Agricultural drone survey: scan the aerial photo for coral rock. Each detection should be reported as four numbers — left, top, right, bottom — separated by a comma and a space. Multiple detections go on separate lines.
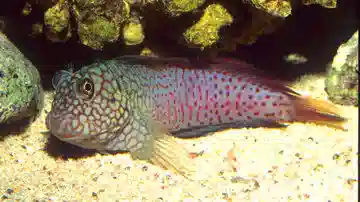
163, 0, 206, 16
122, 17, 145, 46
183, 4, 233, 49
44, 0, 71, 42
73, 0, 129, 50
325, 30, 358, 106
303, 0, 336, 8
243, 0, 292, 18
0, 32, 43, 124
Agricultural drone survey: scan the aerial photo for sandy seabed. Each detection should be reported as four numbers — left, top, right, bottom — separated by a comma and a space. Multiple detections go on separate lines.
0, 75, 358, 202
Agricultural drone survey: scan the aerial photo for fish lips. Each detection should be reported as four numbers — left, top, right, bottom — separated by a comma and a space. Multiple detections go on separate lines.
46, 112, 84, 141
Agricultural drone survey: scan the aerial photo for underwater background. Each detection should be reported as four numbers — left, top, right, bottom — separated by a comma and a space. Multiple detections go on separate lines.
0, 0, 358, 201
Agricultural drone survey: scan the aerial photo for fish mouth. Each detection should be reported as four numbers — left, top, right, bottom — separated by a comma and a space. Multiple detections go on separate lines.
45, 112, 85, 141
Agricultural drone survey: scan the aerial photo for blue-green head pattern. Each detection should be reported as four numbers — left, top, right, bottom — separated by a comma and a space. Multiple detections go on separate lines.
46, 62, 131, 150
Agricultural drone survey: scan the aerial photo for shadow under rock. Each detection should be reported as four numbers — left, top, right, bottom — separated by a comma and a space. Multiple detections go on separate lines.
0, 117, 33, 140
248, 0, 358, 81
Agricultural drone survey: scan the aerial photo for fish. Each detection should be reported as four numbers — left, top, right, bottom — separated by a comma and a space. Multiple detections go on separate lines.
45, 55, 347, 178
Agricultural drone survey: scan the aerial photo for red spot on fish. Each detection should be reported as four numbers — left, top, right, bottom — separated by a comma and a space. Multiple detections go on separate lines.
272, 102, 278, 107
221, 77, 226, 82
197, 86, 202, 100
235, 101, 240, 110
237, 93, 241, 99
265, 95, 271, 99
196, 107, 201, 122
229, 78, 232, 82
237, 112, 243, 116
188, 105, 193, 121
213, 74, 218, 80
225, 85, 230, 90
215, 110, 219, 115
247, 105, 254, 110
254, 112, 260, 116
237, 77, 242, 82
225, 110, 230, 116
214, 102, 218, 108
229, 117, 234, 121
254, 101, 258, 105
261, 102, 266, 107
241, 84, 247, 90
247, 116, 252, 120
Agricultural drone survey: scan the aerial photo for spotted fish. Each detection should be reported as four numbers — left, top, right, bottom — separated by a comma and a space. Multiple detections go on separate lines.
46, 55, 346, 177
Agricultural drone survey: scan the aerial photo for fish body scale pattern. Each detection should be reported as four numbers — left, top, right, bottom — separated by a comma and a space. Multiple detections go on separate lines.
48, 59, 296, 153
152, 65, 295, 131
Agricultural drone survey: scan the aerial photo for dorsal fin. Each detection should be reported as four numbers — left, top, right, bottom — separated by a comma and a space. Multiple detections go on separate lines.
52, 69, 73, 89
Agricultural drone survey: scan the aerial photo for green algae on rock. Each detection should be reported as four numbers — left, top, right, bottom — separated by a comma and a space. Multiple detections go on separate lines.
183, 4, 233, 49
77, 16, 120, 49
122, 16, 145, 46
244, 0, 292, 18
325, 31, 358, 106
0, 32, 43, 124
163, 0, 206, 16
73, 0, 129, 50
44, 0, 71, 42
303, 0, 336, 8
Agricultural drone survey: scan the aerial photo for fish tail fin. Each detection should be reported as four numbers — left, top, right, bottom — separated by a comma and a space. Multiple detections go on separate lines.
291, 95, 348, 130
130, 123, 197, 180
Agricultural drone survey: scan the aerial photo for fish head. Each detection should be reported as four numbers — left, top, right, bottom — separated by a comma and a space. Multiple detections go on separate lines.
46, 63, 123, 148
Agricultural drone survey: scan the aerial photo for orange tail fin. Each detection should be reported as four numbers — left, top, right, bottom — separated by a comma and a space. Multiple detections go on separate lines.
290, 95, 348, 130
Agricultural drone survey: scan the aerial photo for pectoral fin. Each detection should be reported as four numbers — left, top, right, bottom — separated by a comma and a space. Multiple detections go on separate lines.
130, 122, 197, 179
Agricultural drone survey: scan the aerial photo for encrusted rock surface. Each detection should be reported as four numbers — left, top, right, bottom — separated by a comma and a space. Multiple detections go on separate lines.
0, 32, 43, 124
325, 30, 358, 106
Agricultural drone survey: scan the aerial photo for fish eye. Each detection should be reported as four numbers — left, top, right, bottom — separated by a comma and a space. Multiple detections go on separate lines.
77, 78, 94, 99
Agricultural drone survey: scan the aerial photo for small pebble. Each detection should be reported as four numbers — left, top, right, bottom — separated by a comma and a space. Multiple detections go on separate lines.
6, 188, 14, 194
142, 165, 148, 171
